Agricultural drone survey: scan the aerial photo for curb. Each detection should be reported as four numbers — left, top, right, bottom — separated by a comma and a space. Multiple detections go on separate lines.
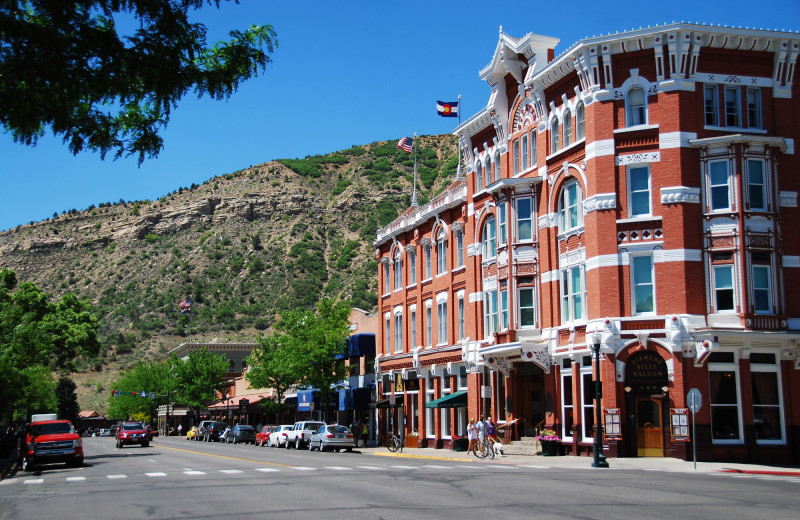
718, 469, 800, 477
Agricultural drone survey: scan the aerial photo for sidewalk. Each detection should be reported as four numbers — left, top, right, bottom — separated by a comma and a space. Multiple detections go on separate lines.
361, 445, 800, 476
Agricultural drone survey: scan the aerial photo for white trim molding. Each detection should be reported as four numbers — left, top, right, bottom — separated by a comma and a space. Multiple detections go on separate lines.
616, 152, 660, 166
661, 186, 701, 204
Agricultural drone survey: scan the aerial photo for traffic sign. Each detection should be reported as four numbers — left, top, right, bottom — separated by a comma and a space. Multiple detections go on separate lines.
687, 388, 702, 413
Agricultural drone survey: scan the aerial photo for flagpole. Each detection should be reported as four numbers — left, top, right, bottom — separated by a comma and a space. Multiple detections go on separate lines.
411, 132, 419, 207
455, 94, 464, 181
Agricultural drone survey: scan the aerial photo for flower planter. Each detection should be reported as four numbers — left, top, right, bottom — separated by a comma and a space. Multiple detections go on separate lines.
541, 440, 560, 456
405, 435, 418, 448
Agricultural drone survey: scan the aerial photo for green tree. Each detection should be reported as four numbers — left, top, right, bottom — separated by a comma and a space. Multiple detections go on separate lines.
0, 1, 278, 163
0, 268, 101, 422
169, 347, 228, 409
107, 360, 171, 423
56, 376, 80, 424
246, 333, 300, 420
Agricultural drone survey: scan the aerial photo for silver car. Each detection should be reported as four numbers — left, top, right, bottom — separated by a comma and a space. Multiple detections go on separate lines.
308, 424, 355, 452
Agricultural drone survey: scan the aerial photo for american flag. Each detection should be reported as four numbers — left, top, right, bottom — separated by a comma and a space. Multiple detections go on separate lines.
396, 136, 414, 153
179, 299, 191, 314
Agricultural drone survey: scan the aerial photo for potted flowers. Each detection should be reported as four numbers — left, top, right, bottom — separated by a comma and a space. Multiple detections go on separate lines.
535, 428, 561, 456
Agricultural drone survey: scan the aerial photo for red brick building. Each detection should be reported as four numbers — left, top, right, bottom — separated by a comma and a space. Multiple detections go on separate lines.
374, 23, 800, 463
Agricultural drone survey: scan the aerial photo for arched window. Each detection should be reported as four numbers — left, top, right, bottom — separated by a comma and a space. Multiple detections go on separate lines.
493, 152, 501, 182
626, 86, 647, 126
482, 215, 496, 260
484, 157, 492, 188
559, 180, 583, 233
551, 117, 560, 153
436, 228, 447, 275
475, 161, 483, 192
513, 139, 520, 176
393, 247, 403, 289
521, 134, 529, 171
563, 110, 573, 147
576, 102, 585, 140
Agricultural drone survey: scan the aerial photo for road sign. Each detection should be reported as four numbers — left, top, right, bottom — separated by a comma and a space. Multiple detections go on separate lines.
687, 388, 702, 412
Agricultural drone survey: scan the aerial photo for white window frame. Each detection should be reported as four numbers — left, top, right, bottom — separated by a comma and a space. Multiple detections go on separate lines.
384, 313, 391, 355
393, 308, 403, 353
559, 181, 583, 234
752, 264, 772, 314
561, 368, 574, 442
704, 84, 719, 126
455, 229, 464, 268
425, 374, 435, 437
627, 165, 651, 218
383, 262, 390, 295
475, 160, 484, 192
424, 243, 432, 280
497, 203, 507, 247
712, 264, 736, 313
576, 102, 585, 140
436, 228, 447, 276
484, 157, 492, 188
425, 301, 432, 348
513, 139, 520, 176
393, 249, 403, 292
724, 86, 740, 128
580, 365, 595, 442
499, 289, 508, 331
408, 249, 417, 285
521, 134, 529, 172
709, 352, 743, 444
747, 88, 762, 129
482, 215, 497, 260
708, 160, 732, 212
750, 354, 785, 444
516, 197, 533, 242
563, 109, 573, 147
631, 254, 655, 315
626, 86, 647, 126
410, 305, 417, 349
457, 292, 465, 341
561, 265, 585, 324
483, 290, 498, 339
746, 159, 766, 212
530, 131, 537, 166
436, 293, 448, 346
551, 117, 560, 153
518, 286, 536, 328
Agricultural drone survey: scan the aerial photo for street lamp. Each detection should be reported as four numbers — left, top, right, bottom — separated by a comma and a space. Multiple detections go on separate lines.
591, 331, 609, 468
226, 393, 231, 426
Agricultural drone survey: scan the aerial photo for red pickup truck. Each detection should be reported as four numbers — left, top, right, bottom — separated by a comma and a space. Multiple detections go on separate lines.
22, 419, 84, 471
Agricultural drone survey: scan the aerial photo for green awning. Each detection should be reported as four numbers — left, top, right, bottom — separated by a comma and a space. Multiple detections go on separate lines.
425, 390, 468, 409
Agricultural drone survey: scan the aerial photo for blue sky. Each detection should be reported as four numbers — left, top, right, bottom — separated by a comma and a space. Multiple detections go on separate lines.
1, 0, 798, 231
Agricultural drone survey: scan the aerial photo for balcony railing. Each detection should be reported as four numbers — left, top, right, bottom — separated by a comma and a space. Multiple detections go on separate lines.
375, 183, 468, 244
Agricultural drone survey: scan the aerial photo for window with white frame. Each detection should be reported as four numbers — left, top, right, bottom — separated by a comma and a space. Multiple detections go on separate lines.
383, 262, 390, 294
513, 139, 520, 176
580, 359, 594, 441
521, 134, 529, 171
563, 109, 573, 147
559, 180, 583, 233
708, 160, 731, 212
483, 290, 498, 339
626, 86, 647, 126
384, 313, 391, 355
493, 152, 501, 183
561, 359, 574, 441
518, 286, 536, 327
724, 86, 740, 128
455, 229, 464, 268
394, 310, 403, 353
475, 160, 484, 192
708, 351, 741, 442
712, 260, 736, 313
750, 353, 784, 442
551, 117, 560, 153
424, 243, 432, 280
410, 306, 417, 348
747, 159, 766, 211
628, 165, 651, 217
746, 88, 762, 129
561, 265, 585, 323
704, 84, 719, 126
425, 375, 435, 437
408, 249, 417, 285
576, 102, 585, 140
457, 293, 465, 341
425, 302, 432, 348
517, 197, 533, 241
752, 259, 772, 314
530, 130, 537, 165
499, 287, 508, 331
436, 296, 448, 345
484, 157, 492, 188
482, 215, 496, 260
436, 228, 447, 275
393, 248, 403, 290
497, 203, 507, 247
440, 381, 452, 437
631, 254, 655, 314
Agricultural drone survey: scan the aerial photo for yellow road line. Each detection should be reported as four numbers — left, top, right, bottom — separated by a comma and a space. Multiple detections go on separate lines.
372, 451, 468, 462
158, 444, 293, 468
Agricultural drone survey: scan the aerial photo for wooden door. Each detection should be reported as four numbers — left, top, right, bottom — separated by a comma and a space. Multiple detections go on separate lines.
635, 398, 663, 457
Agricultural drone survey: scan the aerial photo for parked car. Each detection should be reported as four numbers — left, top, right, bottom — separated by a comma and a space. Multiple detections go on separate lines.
224, 424, 256, 444
21, 419, 84, 471
186, 426, 197, 440
267, 425, 294, 448
285, 421, 325, 450
308, 424, 355, 452
255, 426, 275, 446
116, 421, 150, 448
196, 421, 228, 442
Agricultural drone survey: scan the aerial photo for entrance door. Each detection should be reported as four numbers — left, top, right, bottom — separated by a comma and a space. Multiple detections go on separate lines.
635, 398, 663, 457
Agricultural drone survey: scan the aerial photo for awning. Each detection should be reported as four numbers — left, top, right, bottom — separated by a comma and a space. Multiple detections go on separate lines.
425, 390, 468, 409
370, 398, 404, 409
297, 389, 319, 411
336, 333, 377, 359
338, 387, 371, 411
207, 394, 269, 410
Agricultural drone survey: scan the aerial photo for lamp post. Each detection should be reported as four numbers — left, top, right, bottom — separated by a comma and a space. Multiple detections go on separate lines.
591, 331, 609, 468
226, 393, 231, 426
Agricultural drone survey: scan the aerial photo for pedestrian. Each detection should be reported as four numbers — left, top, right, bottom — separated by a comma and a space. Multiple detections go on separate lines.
362, 422, 368, 446
475, 415, 486, 441
350, 419, 360, 447
467, 418, 478, 453
486, 417, 498, 444
177, 424, 182, 436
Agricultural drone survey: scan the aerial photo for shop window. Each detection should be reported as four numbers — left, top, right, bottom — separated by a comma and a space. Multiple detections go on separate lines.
581, 371, 595, 442
708, 352, 741, 443
626, 86, 647, 126
561, 371, 574, 442
750, 353, 783, 442
425, 376, 435, 437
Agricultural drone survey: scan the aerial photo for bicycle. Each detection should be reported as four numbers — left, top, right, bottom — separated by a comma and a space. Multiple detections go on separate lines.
385, 432, 403, 453
471, 436, 495, 460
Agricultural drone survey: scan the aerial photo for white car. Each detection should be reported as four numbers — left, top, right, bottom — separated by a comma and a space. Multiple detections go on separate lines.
267, 425, 294, 447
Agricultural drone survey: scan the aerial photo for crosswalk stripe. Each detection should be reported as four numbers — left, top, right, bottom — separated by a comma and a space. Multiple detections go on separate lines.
291, 467, 315, 471
324, 466, 352, 471
255, 468, 281, 473
66, 476, 86, 482
183, 470, 205, 476
24, 479, 43, 485
220, 469, 243, 474
146, 472, 167, 477
107, 474, 127, 479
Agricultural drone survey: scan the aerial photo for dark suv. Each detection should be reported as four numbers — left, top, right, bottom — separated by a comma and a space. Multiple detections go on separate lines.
116, 421, 150, 448
198, 421, 228, 442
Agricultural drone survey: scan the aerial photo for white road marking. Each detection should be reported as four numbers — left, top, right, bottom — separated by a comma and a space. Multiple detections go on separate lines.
220, 469, 243, 474
24, 479, 43, 485
324, 466, 352, 471
357, 465, 385, 470
183, 470, 206, 476
291, 466, 316, 471
255, 468, 281, 473
390, 465, 416, 470
66, 476, 86, 482
146, 472, 167, 477
423, 465, 453, 469
107, 474, 127, 479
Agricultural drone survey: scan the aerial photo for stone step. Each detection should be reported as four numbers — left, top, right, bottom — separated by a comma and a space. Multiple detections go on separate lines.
501, 444, 540, 456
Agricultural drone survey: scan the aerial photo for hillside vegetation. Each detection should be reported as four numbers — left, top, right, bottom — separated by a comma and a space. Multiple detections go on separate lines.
0, 134, 458, 412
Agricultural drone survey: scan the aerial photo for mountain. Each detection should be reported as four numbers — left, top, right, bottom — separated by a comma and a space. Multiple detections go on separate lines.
0, 134, 459, 412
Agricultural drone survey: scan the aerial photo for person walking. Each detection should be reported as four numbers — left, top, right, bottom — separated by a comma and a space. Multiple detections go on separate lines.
350, 419, 360, 447
467, 418, 478, 453
177, 424, 182, 437
475, 416, 486, 441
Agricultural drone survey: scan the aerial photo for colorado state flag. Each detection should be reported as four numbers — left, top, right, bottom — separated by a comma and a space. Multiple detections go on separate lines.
436, 100, 459, 117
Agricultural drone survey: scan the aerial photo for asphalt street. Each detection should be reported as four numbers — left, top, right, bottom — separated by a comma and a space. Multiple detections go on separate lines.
1, 436, 798, 520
